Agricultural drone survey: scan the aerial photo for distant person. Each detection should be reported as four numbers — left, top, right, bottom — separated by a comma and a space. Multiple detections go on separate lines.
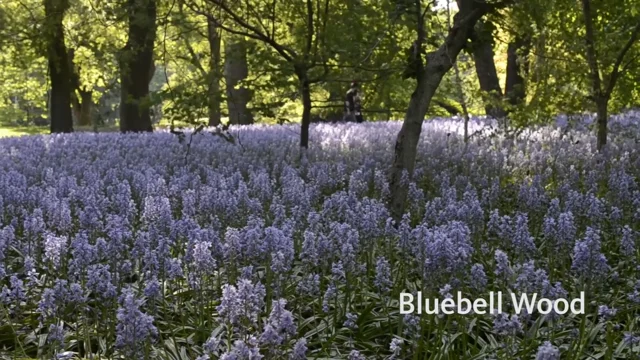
344, 81, 364, 123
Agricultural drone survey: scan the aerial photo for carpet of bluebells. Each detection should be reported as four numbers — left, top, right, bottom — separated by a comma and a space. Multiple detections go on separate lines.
1, 112, 640, 359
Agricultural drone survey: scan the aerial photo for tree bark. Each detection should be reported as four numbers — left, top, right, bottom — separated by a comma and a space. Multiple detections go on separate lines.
207, 18, 222, 126
596, 98, 608, 149
44, 0, 73, 133
470, 21, 506, 118
67, 50, 93, 128
224, 38, 253, 125
389, 0, 497, 222
505, 36, 529, 106
118, 0, 157, 132
78, 90, 92, 126
296, 68, 312, 148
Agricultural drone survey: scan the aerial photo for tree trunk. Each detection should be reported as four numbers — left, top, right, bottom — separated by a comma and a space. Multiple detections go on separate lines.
505, 36, 529, 106
79, 89, 92, 126
44, 0, 73, 133
297, 70, 311, 148
389, 0, 492, 222
471, 22, 505, 118
596, 98, 608, 150
207, 18, 222, 127
118, 0, 157, 132
224, 38, 253, 125
71, 94, 81, 125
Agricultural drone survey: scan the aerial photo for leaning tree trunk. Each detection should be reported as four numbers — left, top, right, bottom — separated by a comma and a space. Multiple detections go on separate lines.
119, 0, 157, 132
224, 38, 253, 125
44, 0, 73, 133
471, 21, 506, 118
207, 18, 222, 127
505, 36, 530, 106
389, 0, 493, 222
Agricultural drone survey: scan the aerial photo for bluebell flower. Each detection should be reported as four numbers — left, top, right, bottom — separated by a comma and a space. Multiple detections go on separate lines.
296, 273, 320, 297
470, 263, 488, 291
493, 312, 522, 336
331, 261, 346, 282
512, 213, 536, 257
415, 221, 474, 287
348, 350, 367, 360
300, 231, 319, 267
47, 323, 66, 349
403, 314, 421, 338
556, 212, 576, 252
344, 312, 358, 330
192, 241, 217, 274
166, 257, 184, 280
260, 324, 282, 346
374, 257, 392, 294
439, 284, 453, 299
38, 279, 84, 321
221, 338, 263, 360
203, 333, 221, 354
240, 266, 254, 280
535, 341, 560, 360
266, 299, 297, 338
494, 250, 514, 281
44, 233, 67, 269
623, 332, 640, 346
389, 337, 403, 357
322, 284, 337, 313
572, 228, 610, 282
144, 276, 162, 300
217, 279, 266, 329
290, 338, 307, 359
115, 287, 158, 359
86, 264, 117, 300
620, 226, 636, 257
597, 305, 617, 321
8, 275, 26, 303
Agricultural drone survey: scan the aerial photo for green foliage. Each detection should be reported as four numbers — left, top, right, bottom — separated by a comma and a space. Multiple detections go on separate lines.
0, 0, 639, 134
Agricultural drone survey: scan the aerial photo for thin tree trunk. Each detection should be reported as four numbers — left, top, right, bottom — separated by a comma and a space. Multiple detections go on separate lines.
44, 0, 73, 133
596, 98, 608, 149
224, 38, 253, 125
453, 62, 471, 142
580, 0, 640, 151
505, 36, 529, 106
389, 0, 495, 222
119, 0, 157, 132
471, 21, 505, 118
297, 70, 312, 148
207, 18, 222, 127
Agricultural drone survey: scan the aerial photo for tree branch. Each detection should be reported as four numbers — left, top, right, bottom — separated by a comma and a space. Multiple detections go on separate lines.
604, 20, 640, 98
202, 0, 297, 62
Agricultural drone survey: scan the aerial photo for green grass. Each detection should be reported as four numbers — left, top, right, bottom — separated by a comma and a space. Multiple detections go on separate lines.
0, 125, 122, 138
0, 126, 48, 137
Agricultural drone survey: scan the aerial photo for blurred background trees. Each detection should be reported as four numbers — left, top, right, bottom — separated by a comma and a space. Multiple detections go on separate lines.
0, 0, 637, 138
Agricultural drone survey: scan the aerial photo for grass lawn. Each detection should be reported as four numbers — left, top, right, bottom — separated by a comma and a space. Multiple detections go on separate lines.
0, 125, 122, 138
